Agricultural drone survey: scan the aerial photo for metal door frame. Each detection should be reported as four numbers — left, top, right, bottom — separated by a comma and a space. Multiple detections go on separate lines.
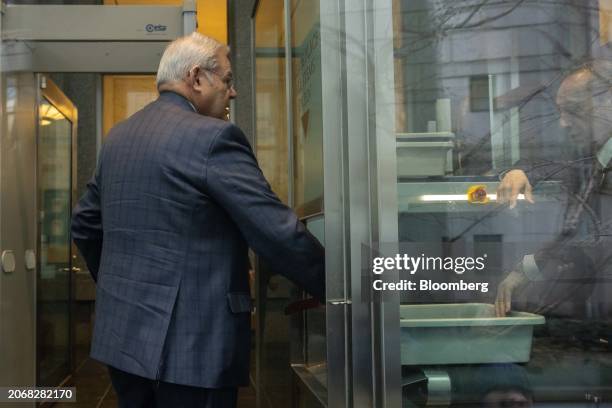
328, 0, 400, 406
287, 0, 401, 406
318, 0, 353, 405
1, 1, 196, 73
253, 0, 401, 405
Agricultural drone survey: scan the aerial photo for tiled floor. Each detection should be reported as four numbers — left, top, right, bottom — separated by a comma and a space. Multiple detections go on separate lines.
54, 358, 257, 408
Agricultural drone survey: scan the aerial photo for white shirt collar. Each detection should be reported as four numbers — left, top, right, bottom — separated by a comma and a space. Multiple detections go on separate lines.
187, 101, 198, 113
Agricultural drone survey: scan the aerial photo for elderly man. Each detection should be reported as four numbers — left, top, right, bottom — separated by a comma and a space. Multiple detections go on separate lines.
71, 33, 325, 407
495, 60, 612, 318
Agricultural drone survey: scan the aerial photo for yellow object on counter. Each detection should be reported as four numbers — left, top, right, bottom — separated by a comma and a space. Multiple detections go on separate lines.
467, 185, 489, 204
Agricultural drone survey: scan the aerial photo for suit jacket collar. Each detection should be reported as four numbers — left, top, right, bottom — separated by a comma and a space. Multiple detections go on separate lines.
159, 91, 198, 113
597, 137, 612, 168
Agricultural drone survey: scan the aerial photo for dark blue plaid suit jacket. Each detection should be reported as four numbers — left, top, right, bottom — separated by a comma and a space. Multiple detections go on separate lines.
71, 91, 325, 388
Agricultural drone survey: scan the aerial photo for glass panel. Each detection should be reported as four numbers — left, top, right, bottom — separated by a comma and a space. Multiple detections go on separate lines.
38, 98, 72, 386
389, 0, 612, 405
255, 0, 289, 204
103, 75, 157, 137
292, 0, 323, 218
291, 0, 326, 381
254, 2, 295, 407
255, 1, 327, 406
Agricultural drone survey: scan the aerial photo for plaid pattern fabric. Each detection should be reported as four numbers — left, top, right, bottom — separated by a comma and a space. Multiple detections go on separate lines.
71, 91, 325, 388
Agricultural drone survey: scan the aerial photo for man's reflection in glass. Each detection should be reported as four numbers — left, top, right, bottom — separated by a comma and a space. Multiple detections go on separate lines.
495, 60, 612, 320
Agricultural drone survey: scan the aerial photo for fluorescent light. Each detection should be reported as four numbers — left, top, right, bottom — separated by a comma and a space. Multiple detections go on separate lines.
419, 193, 525, 202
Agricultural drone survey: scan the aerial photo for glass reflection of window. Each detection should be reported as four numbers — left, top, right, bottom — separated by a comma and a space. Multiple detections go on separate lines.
6, 85, 16, 112
37, 96, 72, 387
291, 0, 323, 217
6, 82, 17, 135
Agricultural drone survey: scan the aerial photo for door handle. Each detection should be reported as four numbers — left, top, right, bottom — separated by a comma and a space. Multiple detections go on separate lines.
60, 267, 81, 273
328, 298, 351, 306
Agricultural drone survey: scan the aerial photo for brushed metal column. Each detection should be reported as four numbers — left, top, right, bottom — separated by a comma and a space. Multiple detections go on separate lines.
0, 70, 37, 407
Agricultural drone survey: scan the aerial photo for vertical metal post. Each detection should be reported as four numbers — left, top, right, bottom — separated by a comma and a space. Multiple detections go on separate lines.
249, 5, 257, 148
0, 1, 4, 390
341, 0, 400, 405
321, 0, 350, 406
0, 0, 4, 261
250, 4, 263, 408
182, 0, 197, 35
284, 0, 294, 208
96, 74, 103, 158
488, 74, 502, 170
370, 0, 400, 405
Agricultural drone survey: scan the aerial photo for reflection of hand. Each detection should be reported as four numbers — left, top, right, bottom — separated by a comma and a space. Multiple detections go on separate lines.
497, 170, 534, 209
495, 270, 529, 317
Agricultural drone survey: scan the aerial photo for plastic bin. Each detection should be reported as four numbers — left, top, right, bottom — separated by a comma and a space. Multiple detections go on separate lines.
400, 303, 544, 365
397, 141, 454, 177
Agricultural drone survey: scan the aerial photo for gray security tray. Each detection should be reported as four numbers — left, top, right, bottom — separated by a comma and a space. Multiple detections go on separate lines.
400, 303, 545, 365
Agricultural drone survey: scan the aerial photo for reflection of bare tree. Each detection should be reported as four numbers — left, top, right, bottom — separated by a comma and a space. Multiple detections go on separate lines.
320, 1, 608, 149
397, 0, 600, 41
319, 0, 606, 139
396, 0, 540, 56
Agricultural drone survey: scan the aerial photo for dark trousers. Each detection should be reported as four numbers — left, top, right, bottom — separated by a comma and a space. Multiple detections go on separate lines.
108, 366, 238, 408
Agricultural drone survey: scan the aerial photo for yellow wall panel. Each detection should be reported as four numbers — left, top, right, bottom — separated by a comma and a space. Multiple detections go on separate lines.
254, 0, 284, 48
103, 75, 158, 136
196, 0, 227, 45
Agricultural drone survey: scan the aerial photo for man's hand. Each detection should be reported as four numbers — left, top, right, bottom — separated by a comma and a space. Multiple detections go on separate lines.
495, 270, 529, 317
497, 170, 534, 209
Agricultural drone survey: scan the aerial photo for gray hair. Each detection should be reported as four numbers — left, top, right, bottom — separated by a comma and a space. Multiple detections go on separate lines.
156, 32, 227, 88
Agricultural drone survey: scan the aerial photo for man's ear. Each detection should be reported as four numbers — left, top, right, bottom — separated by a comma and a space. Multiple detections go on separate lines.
187, 66, 202, 88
